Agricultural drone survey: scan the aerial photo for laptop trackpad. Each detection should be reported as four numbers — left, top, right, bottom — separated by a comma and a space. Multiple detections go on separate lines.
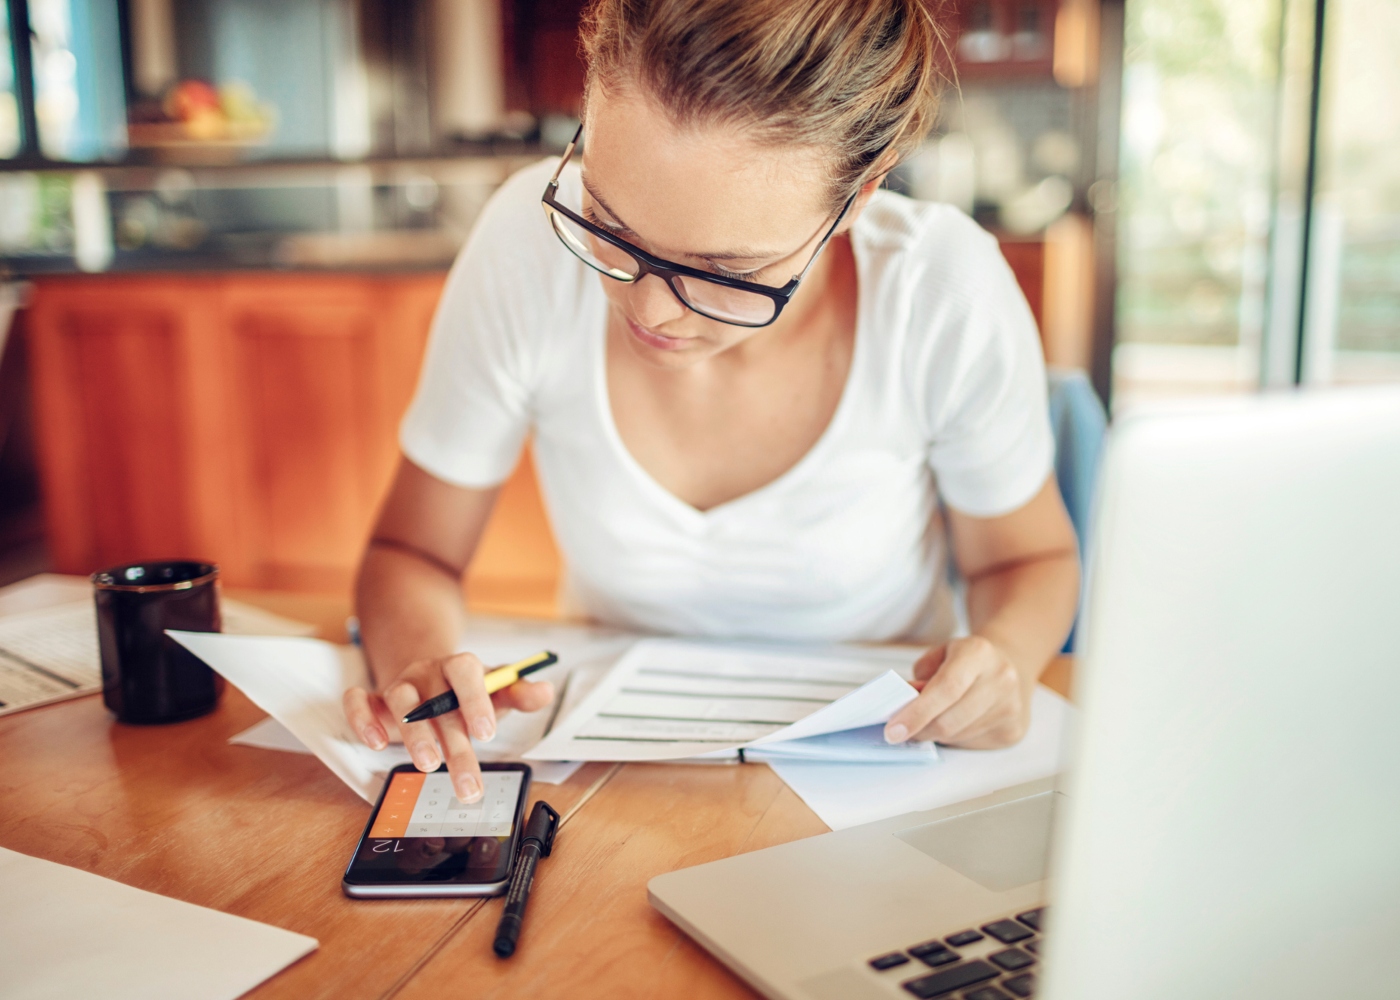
895, 791, 1060, 892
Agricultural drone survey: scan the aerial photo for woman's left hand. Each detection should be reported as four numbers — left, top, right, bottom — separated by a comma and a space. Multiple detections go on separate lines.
883, 635, 1033, 750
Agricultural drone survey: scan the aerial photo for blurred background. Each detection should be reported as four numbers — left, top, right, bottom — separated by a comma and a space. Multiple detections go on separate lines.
0, 0, 1396, 608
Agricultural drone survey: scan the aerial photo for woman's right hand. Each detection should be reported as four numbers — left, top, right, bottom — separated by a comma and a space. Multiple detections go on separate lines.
342, 652, 555, 804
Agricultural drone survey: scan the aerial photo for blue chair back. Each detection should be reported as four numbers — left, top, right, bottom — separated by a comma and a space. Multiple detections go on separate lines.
1047, 368, 1108, 651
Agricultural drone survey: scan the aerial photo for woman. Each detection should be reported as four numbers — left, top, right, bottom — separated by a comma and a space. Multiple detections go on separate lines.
344, 0, 1080, 806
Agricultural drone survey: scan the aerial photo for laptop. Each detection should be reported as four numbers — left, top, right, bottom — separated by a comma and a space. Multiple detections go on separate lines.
649, 386, 1400, 1000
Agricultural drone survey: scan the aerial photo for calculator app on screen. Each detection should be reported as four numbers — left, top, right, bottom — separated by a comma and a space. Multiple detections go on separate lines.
369, 769, 523, 839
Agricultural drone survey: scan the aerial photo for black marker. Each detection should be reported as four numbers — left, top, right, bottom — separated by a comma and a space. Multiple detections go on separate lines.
494, 800, 560, 958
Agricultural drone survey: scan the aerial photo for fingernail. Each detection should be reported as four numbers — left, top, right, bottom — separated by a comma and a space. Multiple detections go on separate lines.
885, 723, 908, 745
472, 715, 496, 742
412, 742, 439, 770
363, 727, 386, 751
455, 774, 482, 803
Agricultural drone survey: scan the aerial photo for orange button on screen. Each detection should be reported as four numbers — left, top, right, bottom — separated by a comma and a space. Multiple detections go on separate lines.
369, 771, 425, 838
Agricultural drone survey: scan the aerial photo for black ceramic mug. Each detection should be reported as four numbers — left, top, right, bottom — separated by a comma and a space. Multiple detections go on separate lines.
91, 561, 224, 724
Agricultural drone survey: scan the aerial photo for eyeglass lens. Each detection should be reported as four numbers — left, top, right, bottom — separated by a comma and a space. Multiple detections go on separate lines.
549, 210, 638, 280
548, 209, 780, 326
670, 273, 779, 325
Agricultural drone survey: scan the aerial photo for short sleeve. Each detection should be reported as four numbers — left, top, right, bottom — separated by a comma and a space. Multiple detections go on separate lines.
909, 214, 1055, 517
399, 159, 562, 488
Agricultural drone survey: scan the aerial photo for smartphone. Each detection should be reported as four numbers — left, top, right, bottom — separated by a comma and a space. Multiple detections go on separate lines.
342, 762, 532, 898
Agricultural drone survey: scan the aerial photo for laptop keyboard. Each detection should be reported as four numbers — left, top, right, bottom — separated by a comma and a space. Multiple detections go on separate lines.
866, 907, 1045, 998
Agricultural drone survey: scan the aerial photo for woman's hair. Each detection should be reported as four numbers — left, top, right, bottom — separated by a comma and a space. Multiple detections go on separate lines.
579, 0, 949, 209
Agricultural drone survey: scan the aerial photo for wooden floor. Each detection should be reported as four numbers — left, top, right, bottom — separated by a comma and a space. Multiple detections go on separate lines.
0, 588, 1072, 1000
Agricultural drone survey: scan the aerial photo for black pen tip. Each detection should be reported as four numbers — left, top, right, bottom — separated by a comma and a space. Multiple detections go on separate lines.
493, 938, 515, 958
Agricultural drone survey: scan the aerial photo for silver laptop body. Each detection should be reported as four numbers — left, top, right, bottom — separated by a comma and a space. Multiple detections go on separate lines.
649, 386, 1400, 1000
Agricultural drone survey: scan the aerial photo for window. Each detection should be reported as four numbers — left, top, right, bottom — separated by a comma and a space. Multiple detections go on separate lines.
1114, 0, 1400, 407
1304, 0, 1400, 385
1113, 0, 1280, 408
0, 2, 21, 157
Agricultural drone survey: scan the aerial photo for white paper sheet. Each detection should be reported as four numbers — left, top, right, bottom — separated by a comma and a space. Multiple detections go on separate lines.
743, 724, 938, 763
765, 686, 1076, 830
170, 633, 386, 800
0, 846, 317, 1000
526, 639, 923, 762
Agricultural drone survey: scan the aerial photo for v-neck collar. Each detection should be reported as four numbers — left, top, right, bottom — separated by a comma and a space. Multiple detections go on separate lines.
592, 233, 870, 529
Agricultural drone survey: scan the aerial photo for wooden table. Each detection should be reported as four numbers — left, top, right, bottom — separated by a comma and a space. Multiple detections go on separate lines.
0, 589, 1073, 1000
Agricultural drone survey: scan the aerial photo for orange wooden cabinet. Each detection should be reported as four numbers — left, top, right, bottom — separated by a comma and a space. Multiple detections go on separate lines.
23, 273, 560, 612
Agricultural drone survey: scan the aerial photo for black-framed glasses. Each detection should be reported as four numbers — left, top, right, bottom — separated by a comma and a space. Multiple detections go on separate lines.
541, 126, 855, 328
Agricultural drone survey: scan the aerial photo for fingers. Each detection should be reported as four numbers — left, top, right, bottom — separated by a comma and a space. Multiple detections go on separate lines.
432, 709, 484, 803
352, 645, 563, 784
343, 687, 389, 750
884, 636, 1030, 748
369, 695, 399, 735
884, 647, 981, 744
913, 645, 949, 682
441, 653, 496, 742
492, 678, 555, 714
935, 683, 1032, 748
382, 680, 443, 772
910, 672, 1005, 743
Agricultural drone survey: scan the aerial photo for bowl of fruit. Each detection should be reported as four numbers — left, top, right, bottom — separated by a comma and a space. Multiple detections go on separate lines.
128, 79, 276, 162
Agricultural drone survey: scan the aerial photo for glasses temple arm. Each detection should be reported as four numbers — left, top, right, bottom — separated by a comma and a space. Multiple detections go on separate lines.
793, 192, 858, 282
548, 124, 585, 187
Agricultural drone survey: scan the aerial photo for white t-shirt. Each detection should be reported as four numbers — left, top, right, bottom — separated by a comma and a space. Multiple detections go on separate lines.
401, 158, 1053, 645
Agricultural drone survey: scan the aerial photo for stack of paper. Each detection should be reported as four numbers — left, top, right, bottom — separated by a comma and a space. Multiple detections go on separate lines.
520, 637, 1074, 832
167, 627, 1072, 831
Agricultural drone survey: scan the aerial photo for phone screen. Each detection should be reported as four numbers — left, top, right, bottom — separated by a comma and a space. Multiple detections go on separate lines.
344, 765, 529, 889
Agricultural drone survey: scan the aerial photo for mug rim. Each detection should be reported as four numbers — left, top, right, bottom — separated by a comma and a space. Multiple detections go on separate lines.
91, 561, 220, 594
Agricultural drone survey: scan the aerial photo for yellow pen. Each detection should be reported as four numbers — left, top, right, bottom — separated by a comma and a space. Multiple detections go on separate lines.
400, 651, 558, 724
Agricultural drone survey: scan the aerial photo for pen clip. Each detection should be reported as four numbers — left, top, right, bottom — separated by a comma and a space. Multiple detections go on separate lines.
524, 800, 560, 857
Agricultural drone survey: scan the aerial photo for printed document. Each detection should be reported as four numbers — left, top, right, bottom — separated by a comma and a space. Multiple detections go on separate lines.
526, 638, 931, 763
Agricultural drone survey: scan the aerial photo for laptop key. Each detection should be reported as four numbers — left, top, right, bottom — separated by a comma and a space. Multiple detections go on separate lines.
945, 929, 985, 947
909, 944, 959, 967
982, 919, 1034, 944
988, 948, 1036, 971
962, 989, 1011, 1000
1002, 972, 1037, 997
902, 960, 998, 998
1015, 908, 1044, 932
870, 952, 911, 970
1023, 940, 1040, 955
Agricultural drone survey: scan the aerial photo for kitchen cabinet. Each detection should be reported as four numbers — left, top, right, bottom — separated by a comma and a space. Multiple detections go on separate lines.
24, 273, 560, 612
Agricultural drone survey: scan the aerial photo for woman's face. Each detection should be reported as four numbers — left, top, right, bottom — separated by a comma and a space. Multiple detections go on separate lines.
581, 83, 847, 369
